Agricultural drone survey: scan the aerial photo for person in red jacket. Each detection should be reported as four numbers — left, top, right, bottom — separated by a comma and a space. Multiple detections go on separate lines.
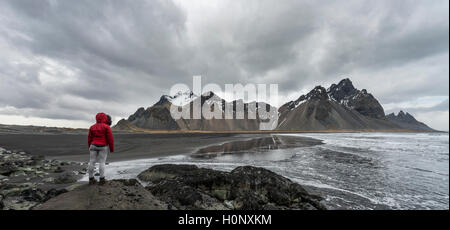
87, 113, 114, 185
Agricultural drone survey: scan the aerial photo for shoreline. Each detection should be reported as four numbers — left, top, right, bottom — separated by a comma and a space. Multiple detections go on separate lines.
0, 133, 325, 163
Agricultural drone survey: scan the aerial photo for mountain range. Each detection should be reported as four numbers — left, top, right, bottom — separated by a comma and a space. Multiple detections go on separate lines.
114, 78, 436, 132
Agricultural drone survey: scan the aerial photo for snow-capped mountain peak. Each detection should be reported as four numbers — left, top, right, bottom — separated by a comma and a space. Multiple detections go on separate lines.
170, 90, 198, 106
159, 90, 198, 107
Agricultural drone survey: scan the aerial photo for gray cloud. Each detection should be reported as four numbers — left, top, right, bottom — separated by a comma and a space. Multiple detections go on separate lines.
0, 0, 448, 127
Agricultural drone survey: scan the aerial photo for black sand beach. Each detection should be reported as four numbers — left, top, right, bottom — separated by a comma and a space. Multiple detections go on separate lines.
0, 133, 323, 163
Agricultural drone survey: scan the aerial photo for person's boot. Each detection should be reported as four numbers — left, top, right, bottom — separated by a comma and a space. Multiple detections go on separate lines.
89, 177, 97, 185
99, 177, 106, 185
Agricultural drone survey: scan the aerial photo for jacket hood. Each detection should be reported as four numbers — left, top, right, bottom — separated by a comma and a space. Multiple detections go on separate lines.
96, 113, 108, 124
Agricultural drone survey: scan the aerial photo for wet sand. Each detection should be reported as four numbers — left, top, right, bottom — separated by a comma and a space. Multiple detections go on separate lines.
0, 133, 322, 163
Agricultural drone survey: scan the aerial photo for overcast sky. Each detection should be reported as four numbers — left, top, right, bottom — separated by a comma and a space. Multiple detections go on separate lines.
0, 0, 448, 131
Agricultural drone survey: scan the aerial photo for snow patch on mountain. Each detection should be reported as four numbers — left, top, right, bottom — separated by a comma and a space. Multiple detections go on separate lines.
163, 90, 198, 106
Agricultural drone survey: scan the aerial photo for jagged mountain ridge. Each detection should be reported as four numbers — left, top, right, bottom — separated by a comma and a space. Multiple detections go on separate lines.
116, 91, 277, 131
156, 90, 198, 107
177, 92, 277, 131
115, 78, 435, 132
386, 111, 435, 132
328, 79, 385, 119
277, 84, 396, 131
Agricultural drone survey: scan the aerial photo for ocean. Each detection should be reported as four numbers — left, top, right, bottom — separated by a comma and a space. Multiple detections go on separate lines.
84, 132, 449, 210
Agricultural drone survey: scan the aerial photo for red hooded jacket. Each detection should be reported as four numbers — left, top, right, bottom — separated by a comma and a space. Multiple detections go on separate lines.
88, 113, 114, 152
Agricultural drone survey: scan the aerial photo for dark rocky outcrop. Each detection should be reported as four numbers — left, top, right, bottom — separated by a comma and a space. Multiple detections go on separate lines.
20, 187, 67, 203
0, 162, 18, 177
34, 164, 327, 210
35, 179, 168, 210
0, 147, 87, 210
53, 173, 78, 184
138, 164, 326, 210
386, 111, 435, 131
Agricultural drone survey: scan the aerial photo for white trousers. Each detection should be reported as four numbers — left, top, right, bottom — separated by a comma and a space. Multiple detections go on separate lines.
88, 145, 109, 178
